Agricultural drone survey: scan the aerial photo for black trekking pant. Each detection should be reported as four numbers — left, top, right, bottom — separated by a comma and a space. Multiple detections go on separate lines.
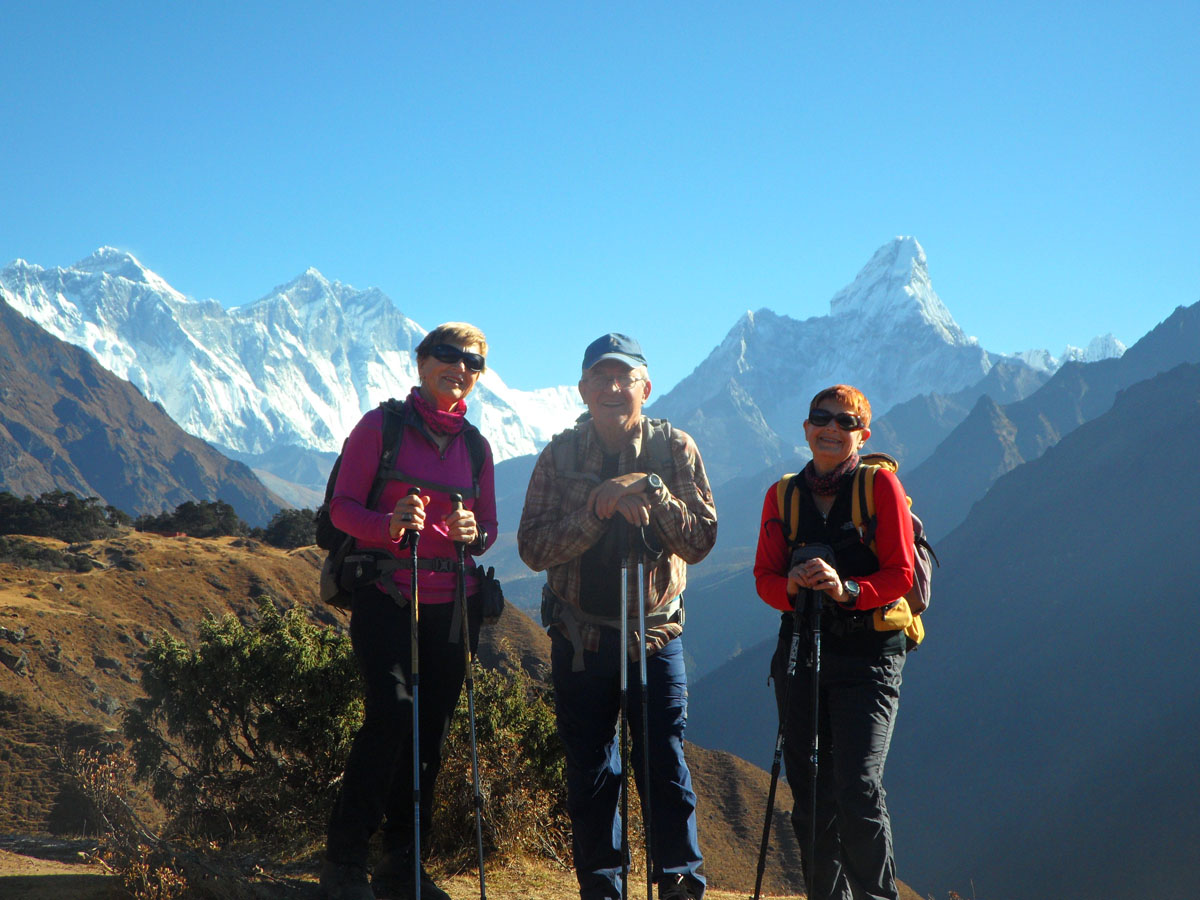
325, 585, 481, 867
772, 637, 904, 900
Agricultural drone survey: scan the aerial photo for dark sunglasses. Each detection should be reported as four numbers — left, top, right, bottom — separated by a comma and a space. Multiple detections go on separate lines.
430, 344, 485, 372
808, 408, 865, 431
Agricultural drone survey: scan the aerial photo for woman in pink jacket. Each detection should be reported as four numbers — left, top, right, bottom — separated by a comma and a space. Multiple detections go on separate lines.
321, 322, 497, 900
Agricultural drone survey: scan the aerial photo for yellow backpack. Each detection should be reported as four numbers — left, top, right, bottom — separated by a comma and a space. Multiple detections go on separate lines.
774, 453, 936, 649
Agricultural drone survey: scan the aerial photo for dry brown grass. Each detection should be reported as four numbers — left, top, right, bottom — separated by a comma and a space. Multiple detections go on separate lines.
0, 532, 925, 899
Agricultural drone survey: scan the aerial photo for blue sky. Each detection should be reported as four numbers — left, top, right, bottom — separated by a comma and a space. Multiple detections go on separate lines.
4, 1, 1198, 393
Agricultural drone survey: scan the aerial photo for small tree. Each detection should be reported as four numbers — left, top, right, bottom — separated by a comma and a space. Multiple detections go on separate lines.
0, 490, 127, 542
124, 599, 361, 849
258, 508, 317, 549
135, 500, 249, 538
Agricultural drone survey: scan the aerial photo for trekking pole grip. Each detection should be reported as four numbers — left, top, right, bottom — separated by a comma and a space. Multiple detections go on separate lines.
404, 486, 421, 543
450, 492, 466, 548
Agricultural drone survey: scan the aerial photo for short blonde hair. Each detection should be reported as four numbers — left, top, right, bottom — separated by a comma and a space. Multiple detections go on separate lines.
415, 322, 488, 370
809, 384, 872, 427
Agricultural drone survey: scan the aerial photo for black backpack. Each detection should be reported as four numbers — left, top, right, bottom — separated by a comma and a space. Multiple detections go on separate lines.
317, 398, 486, 610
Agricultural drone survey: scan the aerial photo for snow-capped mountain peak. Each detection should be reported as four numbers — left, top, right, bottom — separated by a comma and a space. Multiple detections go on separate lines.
828, 236, 965, 344
72, 246, 181, 297
651, 237, 994, 472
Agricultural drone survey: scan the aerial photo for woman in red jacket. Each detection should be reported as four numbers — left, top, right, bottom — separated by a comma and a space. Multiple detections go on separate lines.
754, 384, 913, 900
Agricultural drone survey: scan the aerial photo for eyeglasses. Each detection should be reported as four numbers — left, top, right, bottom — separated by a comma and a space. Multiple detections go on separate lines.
584, 373, 645, 390
808, 408, 865, 431
430, 344, 485, 372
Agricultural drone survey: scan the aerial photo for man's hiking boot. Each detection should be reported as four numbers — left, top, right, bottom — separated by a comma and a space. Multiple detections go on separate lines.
370, 848, 451, 900
319, 860, 375, 900
658, 873, 702, 900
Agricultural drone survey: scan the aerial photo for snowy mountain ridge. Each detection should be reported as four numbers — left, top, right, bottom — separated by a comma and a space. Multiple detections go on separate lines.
0, 250, 583, 468
1010, 333, 1128, 373
2, 239, 1124, 492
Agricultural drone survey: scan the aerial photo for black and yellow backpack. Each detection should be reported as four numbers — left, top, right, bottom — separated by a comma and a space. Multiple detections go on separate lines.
774, 452, 938, 649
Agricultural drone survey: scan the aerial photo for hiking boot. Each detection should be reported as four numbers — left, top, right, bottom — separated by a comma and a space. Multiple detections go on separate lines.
658, 873, 701, 900
370, 850, 451, 900
319, 860, 376, 900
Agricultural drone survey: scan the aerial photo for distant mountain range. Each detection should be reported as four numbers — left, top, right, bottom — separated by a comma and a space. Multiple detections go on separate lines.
0, 296, 282, 524
2, 239, 1122, 500
648, 237, 1123, 484
0, 249, 584, 502
906, 299, 1200, 536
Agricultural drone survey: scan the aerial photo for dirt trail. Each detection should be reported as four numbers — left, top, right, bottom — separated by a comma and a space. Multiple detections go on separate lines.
0, 844, 807, 899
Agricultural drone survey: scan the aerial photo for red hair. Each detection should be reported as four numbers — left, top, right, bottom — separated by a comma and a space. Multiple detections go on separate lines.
809, 384, 872, 427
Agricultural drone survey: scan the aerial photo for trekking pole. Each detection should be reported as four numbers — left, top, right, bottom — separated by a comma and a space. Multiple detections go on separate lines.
451, 493, 488, 900
635, 527, 657, 900
403, 486, 423, 900
807, 585, 822, 896
752, 599, 804, 900
619, 541, 630, 900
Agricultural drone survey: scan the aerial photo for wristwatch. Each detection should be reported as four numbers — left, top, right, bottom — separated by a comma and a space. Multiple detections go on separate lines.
645, 473, 664, 496
841, 579, 861, 607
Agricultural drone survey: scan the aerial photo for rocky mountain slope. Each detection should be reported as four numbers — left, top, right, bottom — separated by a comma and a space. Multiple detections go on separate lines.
0, 297, 282, 524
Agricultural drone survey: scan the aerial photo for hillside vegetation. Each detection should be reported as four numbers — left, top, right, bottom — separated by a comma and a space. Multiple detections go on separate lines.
0, 531, 899, 898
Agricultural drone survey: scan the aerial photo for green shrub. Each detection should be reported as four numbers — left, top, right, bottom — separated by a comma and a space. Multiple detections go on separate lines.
433, 657, 571, 867
254, 508, 317, 549
134, 500, 248, 538
0, 536, 97, 571
123, 599, 361, 849
0, 490, 128, 542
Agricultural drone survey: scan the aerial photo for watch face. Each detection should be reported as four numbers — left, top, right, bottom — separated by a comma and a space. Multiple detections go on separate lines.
648, 473, 663, 489
845, 579, 860, 596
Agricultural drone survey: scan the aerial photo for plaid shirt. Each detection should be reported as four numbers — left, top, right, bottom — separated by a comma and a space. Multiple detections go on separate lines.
517, 417, 717, 654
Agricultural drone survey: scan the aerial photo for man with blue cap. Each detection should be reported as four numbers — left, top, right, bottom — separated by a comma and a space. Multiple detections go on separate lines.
518, 333, 717, 900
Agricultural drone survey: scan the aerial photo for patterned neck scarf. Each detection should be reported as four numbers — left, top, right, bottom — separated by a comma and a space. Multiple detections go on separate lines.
408, 386, 467, 435
803, 453, 860, 496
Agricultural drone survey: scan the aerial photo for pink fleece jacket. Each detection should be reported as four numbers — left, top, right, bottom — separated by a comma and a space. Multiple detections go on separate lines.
330, 405, 497, 604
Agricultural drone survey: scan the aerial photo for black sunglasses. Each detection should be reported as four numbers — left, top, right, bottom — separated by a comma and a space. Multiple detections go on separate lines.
808, 408, 865, 431
430, 344, 485, 372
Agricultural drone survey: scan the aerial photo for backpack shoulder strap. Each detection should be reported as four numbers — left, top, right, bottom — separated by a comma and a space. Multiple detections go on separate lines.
851, 462, 879, 551
641, 417, 676, 477
367, 400, 407, 509
773, 472, 801, 546
551, 425, 602, 484
463, 424, 486, 494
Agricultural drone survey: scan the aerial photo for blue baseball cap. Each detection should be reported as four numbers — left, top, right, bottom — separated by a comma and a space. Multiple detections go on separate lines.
582, 333, 647, 371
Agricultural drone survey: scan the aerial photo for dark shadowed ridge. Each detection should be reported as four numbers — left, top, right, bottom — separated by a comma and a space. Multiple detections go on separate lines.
886, 361, 1200, 900
0, 298, 284, 525
906, 300, 1200, 537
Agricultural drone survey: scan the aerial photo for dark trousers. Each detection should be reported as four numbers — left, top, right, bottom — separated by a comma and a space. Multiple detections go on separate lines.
326, 586, 481, 867
772, 636, 904, 900
550, 629, 705, 900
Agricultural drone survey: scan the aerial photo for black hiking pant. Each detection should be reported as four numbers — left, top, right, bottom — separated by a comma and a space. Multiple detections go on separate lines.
325, 585, 481, 867
772, 635, 904, 900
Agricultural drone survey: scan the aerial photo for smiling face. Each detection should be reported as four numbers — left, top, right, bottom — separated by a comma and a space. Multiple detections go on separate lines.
804, 397, 871, 474
417, 341, 483, 410
578, 360, 652, 450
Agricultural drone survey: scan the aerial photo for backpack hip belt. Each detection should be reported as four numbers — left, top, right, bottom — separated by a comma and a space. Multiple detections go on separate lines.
541, 583, 684, 672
